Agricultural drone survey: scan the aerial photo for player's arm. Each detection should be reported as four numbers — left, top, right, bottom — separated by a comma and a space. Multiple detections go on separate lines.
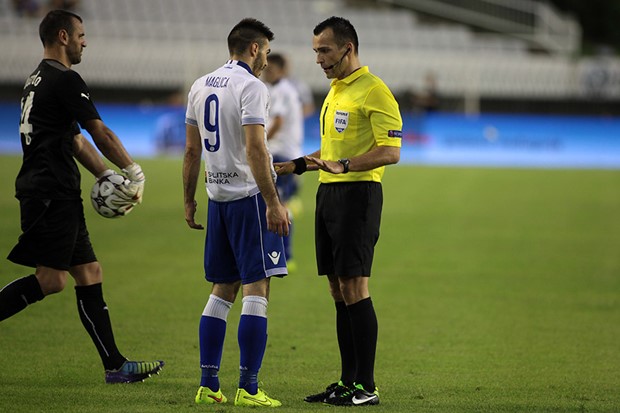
72, 133, 108, 177
84, 118, 145, 202
245, 123, 290, 236
183, 124, 204, 230
266, 115, 283, 140
83, 119, 134, 169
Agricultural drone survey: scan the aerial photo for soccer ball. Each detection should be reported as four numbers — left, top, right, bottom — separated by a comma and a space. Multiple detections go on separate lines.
90, 173, 133, 218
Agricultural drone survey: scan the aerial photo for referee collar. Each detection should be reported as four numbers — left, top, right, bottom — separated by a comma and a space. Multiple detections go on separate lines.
227, 59, 253, 75
331, 66, 369, 86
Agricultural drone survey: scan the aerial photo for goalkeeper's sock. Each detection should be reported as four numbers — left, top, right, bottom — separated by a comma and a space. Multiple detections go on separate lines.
199, 294, 233, 390
348, 297, 378, 392
238, 296, 268, 395
335, 300, 356, 386
0, 274, 44, 321
75, 283, 126, 371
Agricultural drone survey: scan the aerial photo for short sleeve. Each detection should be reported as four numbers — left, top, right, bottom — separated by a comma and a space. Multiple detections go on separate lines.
57, 70, 101, 128
241, 80, 268, 126
365, 84, 403, 148
185, 86, 198, 126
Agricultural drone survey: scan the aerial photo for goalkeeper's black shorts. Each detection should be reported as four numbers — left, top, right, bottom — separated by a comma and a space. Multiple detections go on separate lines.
8, 198, 97, 270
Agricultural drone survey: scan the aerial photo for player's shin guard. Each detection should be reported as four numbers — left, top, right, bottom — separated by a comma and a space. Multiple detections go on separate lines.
0, 274, 44, 321
200, 294, 233, 390
75, 283, 125, 371
238, 295, 268, 395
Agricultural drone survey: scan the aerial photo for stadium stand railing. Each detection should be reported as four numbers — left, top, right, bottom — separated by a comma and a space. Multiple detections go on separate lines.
1, 0, 620, 104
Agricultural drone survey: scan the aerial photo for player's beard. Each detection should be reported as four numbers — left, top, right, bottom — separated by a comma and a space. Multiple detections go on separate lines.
67, 44, 83, 65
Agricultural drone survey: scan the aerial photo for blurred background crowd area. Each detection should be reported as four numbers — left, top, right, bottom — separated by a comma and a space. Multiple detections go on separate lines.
1, 0, 620, 115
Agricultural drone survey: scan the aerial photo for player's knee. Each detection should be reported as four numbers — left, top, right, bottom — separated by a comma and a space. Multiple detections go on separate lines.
36, 270, 68, 295
70, 261, 103, 286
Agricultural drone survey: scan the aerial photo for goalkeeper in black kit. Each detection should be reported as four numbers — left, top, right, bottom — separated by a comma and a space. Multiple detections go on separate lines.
0, 9, 164, 383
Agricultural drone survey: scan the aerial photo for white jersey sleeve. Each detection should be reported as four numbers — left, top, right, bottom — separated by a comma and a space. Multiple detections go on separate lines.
186, 60, 275, 202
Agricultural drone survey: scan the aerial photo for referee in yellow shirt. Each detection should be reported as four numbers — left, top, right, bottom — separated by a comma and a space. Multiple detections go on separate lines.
275, 16, 402, 406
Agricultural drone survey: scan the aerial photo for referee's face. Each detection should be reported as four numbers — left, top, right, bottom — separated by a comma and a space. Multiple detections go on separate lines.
312, 28, 346, 80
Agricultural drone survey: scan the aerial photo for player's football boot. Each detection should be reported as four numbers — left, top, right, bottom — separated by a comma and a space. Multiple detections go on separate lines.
104, 360, 164, 384
195, 386, 227, 404
305, 381, 349, 403
234, 388, 282, 407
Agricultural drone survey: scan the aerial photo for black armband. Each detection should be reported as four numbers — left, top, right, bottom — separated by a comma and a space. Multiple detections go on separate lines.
292, 157, 307, 175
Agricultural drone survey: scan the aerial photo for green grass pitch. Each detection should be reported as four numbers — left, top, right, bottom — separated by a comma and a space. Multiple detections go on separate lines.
0, 155, 619, 412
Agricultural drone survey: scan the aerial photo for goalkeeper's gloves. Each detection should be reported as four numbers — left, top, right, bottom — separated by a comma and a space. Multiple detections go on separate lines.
118, 162, 145, 204
96, 169, 138, 211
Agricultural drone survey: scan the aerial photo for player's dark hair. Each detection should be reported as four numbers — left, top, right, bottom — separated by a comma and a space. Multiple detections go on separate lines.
228, 18, 275, 56
267, 53, 286, 69
39, 9, 82, 46
313, 16, 359, 54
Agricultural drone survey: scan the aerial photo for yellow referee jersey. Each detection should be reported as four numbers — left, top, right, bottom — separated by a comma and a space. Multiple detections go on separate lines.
318, 66, 402, 184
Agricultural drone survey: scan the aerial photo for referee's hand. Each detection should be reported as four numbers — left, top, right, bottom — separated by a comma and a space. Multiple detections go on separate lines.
305, 156, 342, 174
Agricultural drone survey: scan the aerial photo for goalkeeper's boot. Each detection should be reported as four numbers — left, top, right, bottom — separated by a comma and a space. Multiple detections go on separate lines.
234, 388, 282, 407
195, 386, 227, 404
305, 381, 349, 403
105, 360, 164, 384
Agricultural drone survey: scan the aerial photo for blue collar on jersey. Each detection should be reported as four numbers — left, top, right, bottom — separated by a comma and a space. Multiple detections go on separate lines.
227, 60, 253, 75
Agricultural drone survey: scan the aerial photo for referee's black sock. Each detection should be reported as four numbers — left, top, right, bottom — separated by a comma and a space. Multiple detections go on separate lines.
0, 274, 44, 321
335, 300, 356, 387
348, 297, 378, 392
75, 283, 126, 371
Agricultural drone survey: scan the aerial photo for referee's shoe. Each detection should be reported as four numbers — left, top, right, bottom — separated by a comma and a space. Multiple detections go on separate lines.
323, 383, 380, 406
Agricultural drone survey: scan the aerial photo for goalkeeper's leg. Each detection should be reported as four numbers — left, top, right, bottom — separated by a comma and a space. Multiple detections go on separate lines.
72, 262, 127, 371
0, 274, 45, 321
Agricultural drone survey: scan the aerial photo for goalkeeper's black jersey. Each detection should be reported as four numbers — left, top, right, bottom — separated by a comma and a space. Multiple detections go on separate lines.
15, 59, 100, 200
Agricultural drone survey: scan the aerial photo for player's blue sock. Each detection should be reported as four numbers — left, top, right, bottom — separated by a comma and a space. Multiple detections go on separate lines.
199, 294, 233, 390
238, 296, 268, 395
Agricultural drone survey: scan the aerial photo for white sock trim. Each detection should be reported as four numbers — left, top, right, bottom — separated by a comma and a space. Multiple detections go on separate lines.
241, 295, 268, 318
202, 294, 233, 320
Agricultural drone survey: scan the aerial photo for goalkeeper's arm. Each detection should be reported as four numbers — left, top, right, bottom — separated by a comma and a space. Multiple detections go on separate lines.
73, 133, 108, 178
84, 118, 145, 202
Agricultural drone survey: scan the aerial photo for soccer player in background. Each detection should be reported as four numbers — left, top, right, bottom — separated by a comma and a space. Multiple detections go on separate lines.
275, 16, 402, 406
183, 18, 289, 407
262, 53, 304, 271
0, 10, 164, 383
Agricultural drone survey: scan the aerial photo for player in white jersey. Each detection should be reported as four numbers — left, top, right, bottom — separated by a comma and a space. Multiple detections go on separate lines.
262, 53, 304, 270
183, 18, 289, 408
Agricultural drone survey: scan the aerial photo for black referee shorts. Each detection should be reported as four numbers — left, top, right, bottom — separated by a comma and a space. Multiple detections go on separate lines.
315, 181, 383, 278
7, 198, 97, 271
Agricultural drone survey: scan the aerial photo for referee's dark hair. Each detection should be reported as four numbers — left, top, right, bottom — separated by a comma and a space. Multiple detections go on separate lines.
39, 9, 83, 46
228, 18, 275, 56
313, 16, 359, 54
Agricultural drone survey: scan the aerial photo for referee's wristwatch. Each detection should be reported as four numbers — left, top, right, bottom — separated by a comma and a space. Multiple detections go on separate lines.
337, 158, 350, 173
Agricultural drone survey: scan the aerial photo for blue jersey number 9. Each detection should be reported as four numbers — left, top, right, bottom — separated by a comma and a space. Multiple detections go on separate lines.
204, 94, 220, 152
